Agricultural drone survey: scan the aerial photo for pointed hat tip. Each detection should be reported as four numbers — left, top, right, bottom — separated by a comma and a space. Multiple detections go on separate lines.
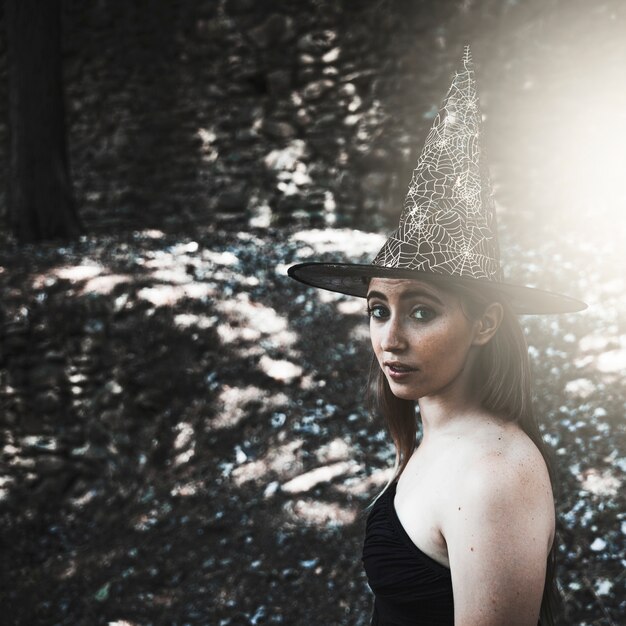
462, 44, 473, 69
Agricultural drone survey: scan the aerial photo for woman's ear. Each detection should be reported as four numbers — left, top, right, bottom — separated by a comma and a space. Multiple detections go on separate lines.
472, 302, 504, 346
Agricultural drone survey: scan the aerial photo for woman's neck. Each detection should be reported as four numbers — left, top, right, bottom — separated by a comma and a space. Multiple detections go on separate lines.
417, 364, 485, 442
418, 394, 485, 441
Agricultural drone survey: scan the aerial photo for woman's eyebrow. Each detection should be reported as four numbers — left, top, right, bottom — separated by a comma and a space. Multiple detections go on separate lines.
366, 290, 387, 302
366, 288, 443, 305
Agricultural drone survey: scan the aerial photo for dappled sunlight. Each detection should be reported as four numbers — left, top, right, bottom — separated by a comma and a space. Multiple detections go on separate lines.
349, 321, 371, 344
55, 264, 103, 282
215, 292, 298, 358
213, 384, 289, 430
315, 437, 352, 464
58, 560, 77, 581
0, 475, 13, 501
27, 235, 246, 307
578, 468, 621, 498
173, 313, 217, 330
258, 355, 303, 384
281, 461, 360, 494
290, 228, 385, 258
333, 467, 395, 497
143, 264, 192, 285
216, 321, 263, 345
264, 139, 307, 173
170, 481, 203, 497
231, 429, 370, 513
197, 126, 219, 164
232, 439, 304, 487
283, 498, 358, 528
575, 330, 626, 381
316, 288, 344, 305
564, 378, 596, 400
81, 274, 133, 295
132, 499, 174, 532
594, 348, 626, 375
172, 422, 196, 467
137, 283, 215, 307
70, 487, 100, 509
33, 263, 133, 296
217, 293, 294, 337
133, 229, 166, 240
202, 249, 239, 266
32, 263, 102, 288
336, 299, 366, 316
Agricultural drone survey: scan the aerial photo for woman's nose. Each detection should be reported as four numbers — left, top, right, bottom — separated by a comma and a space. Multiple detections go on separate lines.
380, 316, 407, 352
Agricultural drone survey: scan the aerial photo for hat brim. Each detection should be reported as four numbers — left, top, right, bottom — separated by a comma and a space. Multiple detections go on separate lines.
288, 262, 587, 314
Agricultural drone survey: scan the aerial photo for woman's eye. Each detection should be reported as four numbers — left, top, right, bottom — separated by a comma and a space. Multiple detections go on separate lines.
367, 305, 388, 319
411, 307, 435, 321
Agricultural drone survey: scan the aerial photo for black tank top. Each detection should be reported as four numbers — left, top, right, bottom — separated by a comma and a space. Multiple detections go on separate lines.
362, 481, 454, 625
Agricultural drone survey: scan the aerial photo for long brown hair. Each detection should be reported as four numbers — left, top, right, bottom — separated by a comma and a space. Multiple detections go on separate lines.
367, 278, 561, 625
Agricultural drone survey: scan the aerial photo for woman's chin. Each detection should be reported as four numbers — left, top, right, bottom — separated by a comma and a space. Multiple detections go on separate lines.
388, 382, 420, 401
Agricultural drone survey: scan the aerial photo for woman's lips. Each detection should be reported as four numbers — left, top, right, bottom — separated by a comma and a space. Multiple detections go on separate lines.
385, 363, 418, 380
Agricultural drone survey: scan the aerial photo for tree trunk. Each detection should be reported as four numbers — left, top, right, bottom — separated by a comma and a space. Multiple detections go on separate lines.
5, 0, 82, 242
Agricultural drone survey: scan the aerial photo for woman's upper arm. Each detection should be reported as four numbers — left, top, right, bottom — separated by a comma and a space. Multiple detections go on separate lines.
444, 453, 553, 626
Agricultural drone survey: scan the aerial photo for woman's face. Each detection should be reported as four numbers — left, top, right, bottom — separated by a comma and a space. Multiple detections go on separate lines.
367, 278, 481, 402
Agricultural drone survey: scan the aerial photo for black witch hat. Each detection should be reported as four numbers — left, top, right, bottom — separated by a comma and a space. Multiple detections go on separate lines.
288, 46, 586, 314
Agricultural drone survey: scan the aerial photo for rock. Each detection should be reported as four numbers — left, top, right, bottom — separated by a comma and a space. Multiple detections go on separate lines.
347, 94, 362, 112
291, 168, 311, 186
590, 537, 607, 551
13, 456, 36, 470
302, 79, 335, 101
261, 120, 297, 140
298, 53, 317, 66
343, 113, 362, 127
322, 47, 341, 64
297, 30, 336, 54
338, 82, 357, 98
264, 140, 307, 171
295, 108, 312, 128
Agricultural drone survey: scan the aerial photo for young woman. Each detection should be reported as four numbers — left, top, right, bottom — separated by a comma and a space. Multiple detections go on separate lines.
288, 46, 585, 625
362, 276, 558, 625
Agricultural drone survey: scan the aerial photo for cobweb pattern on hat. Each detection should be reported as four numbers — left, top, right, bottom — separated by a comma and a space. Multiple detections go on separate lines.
373, 46, 502, 281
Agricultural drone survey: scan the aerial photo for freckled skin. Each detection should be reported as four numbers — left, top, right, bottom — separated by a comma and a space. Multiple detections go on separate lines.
368, 278, 480, 403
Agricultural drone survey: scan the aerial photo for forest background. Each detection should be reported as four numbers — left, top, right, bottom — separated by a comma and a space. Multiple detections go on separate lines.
0, 0, 624, 624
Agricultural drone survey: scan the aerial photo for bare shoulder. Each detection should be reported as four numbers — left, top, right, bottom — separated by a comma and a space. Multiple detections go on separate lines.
441, 421, 556, 625
465, 422, 553, 499
440, 418, 556, 556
